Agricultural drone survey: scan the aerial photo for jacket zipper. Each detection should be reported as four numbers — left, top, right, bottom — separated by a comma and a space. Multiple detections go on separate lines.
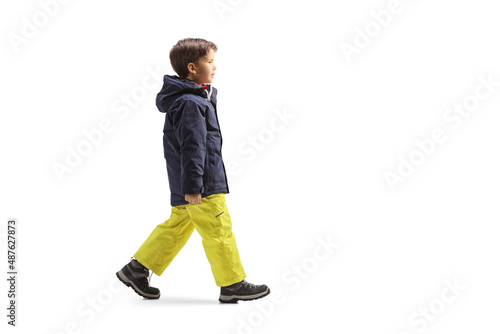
211, 100, 230, 193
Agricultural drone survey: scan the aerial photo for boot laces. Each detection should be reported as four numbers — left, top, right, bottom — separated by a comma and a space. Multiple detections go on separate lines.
144, 267, 152, 284
242, 280, 257, 289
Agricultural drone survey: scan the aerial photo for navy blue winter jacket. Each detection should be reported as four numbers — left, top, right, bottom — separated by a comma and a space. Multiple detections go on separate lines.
156, 75, 229, 206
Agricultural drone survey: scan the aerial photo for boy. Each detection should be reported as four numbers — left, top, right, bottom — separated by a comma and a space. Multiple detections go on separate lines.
116, 38, 270, 303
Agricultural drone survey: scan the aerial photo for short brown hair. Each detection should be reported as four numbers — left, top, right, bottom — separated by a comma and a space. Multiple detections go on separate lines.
169, 38, 218, 78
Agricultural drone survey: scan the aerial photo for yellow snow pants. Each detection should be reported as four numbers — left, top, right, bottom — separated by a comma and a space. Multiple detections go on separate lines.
133, 193, 246, 287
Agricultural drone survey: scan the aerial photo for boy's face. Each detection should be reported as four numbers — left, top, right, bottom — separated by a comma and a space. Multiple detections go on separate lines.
187, 49, 216, 86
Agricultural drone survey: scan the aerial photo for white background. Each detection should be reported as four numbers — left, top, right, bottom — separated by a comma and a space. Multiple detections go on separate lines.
1, 0, 500, 333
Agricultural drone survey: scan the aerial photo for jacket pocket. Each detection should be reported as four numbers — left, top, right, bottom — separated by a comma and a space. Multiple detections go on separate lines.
204, 141, 216, 188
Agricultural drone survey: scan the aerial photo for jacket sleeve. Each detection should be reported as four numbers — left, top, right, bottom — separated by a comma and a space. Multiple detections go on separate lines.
170, 98, 207, 195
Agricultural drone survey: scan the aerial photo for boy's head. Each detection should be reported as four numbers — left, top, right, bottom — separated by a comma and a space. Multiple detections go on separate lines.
170, 38, 217, 86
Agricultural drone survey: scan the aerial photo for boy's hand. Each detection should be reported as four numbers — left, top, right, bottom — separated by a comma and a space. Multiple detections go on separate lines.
185, 194, 201, 205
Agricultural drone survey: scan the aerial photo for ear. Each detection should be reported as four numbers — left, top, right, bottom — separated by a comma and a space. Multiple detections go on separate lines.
187, 62, 197, 74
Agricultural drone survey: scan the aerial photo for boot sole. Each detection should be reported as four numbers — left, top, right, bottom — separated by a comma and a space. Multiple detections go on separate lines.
116, 270, 160, 300
219, 287, 271, 303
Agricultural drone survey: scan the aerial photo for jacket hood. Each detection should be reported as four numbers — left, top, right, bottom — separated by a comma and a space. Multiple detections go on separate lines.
156, 75, 217, 113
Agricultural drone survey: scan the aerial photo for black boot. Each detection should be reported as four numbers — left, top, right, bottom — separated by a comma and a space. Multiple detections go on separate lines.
219, 280, 270, 303
116, 259, 160, 299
